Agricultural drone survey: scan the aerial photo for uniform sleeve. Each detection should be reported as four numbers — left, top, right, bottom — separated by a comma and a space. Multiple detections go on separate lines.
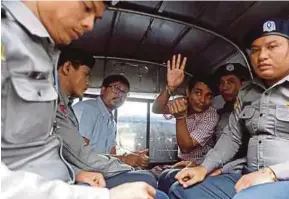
270, 161, 289, 181
0, 162, 110, 199
221, 157, 247, 174
201, 93, 245, 173
73, 102, 96, 140
191, 109, 219, 147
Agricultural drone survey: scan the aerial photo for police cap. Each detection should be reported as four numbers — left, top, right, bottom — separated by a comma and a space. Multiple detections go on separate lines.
244, 19, 289, 48
213, 63, 250, 83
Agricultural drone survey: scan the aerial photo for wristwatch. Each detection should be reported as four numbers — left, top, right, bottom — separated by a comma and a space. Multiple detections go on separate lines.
166, 85, 175, 97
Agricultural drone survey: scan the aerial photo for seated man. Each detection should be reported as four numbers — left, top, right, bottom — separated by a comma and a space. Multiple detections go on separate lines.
1, 1, 160, 198
169, 19, 289, 199
72, 75, 149, 168
152, 55, 219, 192
55, 48, 157, 188
209, 63, 251, 176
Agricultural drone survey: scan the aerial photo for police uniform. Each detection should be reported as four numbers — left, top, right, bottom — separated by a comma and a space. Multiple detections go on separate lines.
203, 20, 289, 179
55, 86, 134, 179
1, 2, 121, 199
1, 1, 75, 182
214, 63, 251, 141
169, 19, 289, 199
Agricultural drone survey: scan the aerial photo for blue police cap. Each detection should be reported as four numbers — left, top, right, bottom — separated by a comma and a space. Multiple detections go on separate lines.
213, 63, 251, 83
244, 19, 289, 47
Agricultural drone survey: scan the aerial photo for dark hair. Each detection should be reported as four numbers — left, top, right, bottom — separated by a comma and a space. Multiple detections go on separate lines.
57, 48, 95, 70
102, 75, 130, 90
188, 75, 217, 95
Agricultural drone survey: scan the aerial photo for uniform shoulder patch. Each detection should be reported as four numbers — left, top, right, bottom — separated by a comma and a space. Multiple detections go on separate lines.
59, 104, 67, 115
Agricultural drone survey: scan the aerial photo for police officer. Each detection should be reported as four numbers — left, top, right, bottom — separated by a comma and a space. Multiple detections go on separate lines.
56, 48, 158, 189
213, 63, 250, 141
208, 63, 251, 177
169, 19, 289, 199
1, 1, 158, 199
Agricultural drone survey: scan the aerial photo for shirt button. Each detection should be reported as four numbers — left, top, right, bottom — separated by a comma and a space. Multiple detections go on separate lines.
260, 113, 263, 117
259, 140, 262, 144
264, 92, 268, 96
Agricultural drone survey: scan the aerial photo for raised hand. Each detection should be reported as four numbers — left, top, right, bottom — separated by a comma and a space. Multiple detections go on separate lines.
167, 54, 187, 91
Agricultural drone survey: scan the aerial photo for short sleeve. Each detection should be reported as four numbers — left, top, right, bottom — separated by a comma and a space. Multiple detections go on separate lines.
72, 102, 96, 140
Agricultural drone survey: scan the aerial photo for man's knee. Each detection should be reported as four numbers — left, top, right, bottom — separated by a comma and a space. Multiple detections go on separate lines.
130, 170, 157, 188
169, 174, 240, 199
158, 169, 179, 193
169, 182, 192, 199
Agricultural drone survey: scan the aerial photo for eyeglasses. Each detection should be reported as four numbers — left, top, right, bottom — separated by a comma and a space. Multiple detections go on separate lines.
108, 85, 129, 96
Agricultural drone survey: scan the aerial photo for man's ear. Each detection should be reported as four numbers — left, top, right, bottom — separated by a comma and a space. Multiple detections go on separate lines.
61, 61, 72, 76
100, 86, 106, 95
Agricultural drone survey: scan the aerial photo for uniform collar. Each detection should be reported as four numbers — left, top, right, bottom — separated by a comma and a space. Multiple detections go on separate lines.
2, 1, 54, 44
217, 101, 234, 115
58, 87, 70, 106
252, 73, 289, 90
96, 97, 112, 117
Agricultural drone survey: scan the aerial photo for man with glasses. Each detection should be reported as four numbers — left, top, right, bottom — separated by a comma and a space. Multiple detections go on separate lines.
73, 75, 150, 169
56, 50, 160, 189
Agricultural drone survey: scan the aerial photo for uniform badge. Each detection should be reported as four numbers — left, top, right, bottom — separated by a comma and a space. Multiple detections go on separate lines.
226, 64, 235, 72
59, 104, 67, 115
263, 21, 276, 32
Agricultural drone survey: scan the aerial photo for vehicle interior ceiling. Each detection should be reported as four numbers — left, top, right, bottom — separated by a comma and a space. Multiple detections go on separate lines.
68, 1, 289, 163
69, 1, 289, 99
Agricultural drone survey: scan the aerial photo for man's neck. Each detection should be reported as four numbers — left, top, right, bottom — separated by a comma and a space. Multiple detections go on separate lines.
263, 71, 289, 88
100, 96, 113, 113
59, 77, 72, 97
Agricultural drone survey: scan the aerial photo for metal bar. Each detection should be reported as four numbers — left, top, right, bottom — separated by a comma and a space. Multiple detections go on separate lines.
104, 10, 119, 57
93, 56, 193, 77
146, 102, 151, 151
107, 6, 252, 77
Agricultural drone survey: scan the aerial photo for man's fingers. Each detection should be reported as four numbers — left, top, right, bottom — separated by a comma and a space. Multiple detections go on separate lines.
180, 57, 187, 70
172, 102, 179, 113
174, 99, 186, 113
146, 184, 156, 198
175, 169, 189, 180
168, 104, 173, 114
172, 55, 176, 69
176, 54, 181, 69
97, 178, 106, 188
182, 177, 199, 188
167, 60, 171, 71
140, 149, 149, 154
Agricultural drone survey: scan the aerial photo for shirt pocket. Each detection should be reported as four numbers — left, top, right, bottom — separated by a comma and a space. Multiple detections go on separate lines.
239, 106, 256, 134
2, 75, 58, 144
275, 105, 289, 139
